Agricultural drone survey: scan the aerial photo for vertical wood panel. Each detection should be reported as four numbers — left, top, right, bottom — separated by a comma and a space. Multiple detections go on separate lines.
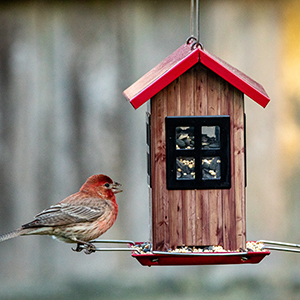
151, 88, 169, 251
221, 80, 236, 250
180, 68, 196, 246
207, 69, 221, 246
167, 78, 183, 249
195, 63, 209, 245
233, 89, 246, 249
229, 84, 238, 250
151, 95, 158, 250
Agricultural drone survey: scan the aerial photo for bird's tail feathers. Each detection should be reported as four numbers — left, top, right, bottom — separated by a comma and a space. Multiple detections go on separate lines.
0, 228, 24, 242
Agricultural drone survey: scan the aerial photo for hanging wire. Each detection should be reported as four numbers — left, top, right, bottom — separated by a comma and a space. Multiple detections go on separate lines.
196, 0, 200, 42
186, 0, 203, 50
190, 0, 195, 38
186, 0, 197, 45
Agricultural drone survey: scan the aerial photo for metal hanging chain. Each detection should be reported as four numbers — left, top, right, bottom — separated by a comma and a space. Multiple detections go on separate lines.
187, 0, 203, 50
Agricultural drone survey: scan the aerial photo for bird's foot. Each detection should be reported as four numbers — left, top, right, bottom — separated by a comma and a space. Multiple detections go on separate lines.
72, 242, 84, 252
84, 242, 96, 255
71, 241, 96, 254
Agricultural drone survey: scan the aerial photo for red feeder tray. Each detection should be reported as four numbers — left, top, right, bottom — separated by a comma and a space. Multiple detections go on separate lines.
131, 243, 270, 266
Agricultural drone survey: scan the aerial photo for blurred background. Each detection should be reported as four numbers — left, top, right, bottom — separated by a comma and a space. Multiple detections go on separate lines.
0, 0, 299, 299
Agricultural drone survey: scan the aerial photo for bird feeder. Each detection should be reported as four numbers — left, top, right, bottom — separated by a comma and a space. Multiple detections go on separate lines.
123, 41, 271, 266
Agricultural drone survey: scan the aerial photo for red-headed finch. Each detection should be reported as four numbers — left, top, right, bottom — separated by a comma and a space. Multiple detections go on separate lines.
0, 174, 122, 254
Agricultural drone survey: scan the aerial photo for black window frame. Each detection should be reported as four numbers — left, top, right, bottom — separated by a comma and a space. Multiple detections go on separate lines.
166, 115, 231, 190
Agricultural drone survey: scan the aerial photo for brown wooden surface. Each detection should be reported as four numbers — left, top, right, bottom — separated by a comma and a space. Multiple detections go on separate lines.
151, 62, 246, 251
151, 88, 169, 251
166, 78, 183, 249
207, 70, 221, 246
194, 64, 209, 246
180, 68, 196, 246
233, 89, 246, 249
221, 80, 236, 250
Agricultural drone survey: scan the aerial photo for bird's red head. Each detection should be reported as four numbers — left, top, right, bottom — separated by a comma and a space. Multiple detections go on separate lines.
80, 174, 122, 197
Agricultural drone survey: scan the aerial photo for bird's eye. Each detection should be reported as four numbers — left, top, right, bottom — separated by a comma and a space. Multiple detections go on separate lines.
104, 183, 110, 188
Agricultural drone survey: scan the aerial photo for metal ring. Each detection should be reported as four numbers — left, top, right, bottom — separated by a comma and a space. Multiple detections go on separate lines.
190, 41, 204, 50
191, 41, 199, 50
186, 35, 197, 45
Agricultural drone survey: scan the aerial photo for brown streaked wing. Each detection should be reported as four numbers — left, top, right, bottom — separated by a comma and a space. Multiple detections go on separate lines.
22, 201, 109, 228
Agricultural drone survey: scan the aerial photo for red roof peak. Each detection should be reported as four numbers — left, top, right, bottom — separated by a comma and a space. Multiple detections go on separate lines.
123, 43, 270, 109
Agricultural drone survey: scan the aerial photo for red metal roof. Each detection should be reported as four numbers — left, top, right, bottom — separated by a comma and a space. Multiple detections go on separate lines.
123, 43, 270, 109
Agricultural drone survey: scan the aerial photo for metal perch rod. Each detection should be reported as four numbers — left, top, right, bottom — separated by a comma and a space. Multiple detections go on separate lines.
78, 239, 140, 253
258, 240, 300, 253
88, 247, 137, 252
89, 239, 136, 245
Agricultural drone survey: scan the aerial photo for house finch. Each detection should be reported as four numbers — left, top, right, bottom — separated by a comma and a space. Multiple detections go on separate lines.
0, 174, 122, 254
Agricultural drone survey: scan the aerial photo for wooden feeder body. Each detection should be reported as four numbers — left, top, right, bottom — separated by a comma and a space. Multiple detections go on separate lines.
150, 63, 245, 251
123, 43, 269, 253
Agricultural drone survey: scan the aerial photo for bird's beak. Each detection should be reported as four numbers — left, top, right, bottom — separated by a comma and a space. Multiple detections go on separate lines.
112, 181, 122, 194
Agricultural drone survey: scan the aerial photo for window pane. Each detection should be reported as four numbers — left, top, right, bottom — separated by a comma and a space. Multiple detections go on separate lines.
201, 126, 220, 149
176, 157, 195, 180
202, 157, 221, 180
176, 126, 195, 149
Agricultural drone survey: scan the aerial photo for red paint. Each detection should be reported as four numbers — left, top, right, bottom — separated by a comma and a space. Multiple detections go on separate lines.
130, 51, 198, 109
124, 43, 199, 109
199, 49, 270, 108
132, 250, 270, 266
123, 44, 270, 109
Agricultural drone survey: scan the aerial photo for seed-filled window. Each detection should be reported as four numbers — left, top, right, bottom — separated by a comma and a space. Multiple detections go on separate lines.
176, 157, 195, 180
202, 156, 221, 180
166, 116, 231, 190
176, 126, 195, 150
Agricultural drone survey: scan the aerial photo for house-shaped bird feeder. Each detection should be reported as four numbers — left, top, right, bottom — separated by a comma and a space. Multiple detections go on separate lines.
123, 41, 271, 266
